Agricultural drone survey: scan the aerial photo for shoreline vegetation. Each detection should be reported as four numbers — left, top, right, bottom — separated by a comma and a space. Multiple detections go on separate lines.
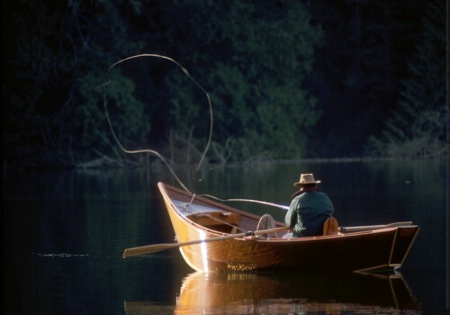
3, 144, 447, 172
3, 135, 448, 172
3, 1, 446, 172
74, 150, 450, 171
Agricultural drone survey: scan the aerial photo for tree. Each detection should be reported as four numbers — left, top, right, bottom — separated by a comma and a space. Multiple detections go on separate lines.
3, 1, 150, 168
3, 0, 324, 168
304, 0, 431, 157
155, 1, 324, 162
366, 0, 447, 158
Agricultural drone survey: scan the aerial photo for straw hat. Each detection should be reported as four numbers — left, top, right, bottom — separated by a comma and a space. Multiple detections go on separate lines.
293, 173, 321, 187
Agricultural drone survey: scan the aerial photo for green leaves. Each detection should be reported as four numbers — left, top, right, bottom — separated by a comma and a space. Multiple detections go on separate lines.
3, 0, 324, 168
164, 1, 324, 162
366, 1, 446, 158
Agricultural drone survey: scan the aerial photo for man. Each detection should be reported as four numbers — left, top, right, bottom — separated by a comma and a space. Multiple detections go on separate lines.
285, 173, 334, 237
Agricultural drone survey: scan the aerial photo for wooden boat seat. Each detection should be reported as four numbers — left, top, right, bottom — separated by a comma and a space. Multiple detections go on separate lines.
188, 212, 241, 234
323, 217, 339, 235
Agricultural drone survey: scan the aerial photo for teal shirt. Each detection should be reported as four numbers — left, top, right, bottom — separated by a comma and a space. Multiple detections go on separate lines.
285, 190, 334, 236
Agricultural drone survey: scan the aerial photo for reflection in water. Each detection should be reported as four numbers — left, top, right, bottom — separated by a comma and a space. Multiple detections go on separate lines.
4, 160, 446, 314
125, 271, 420, 315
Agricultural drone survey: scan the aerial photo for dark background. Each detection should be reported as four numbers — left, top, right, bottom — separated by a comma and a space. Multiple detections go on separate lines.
2, 0, 446, 169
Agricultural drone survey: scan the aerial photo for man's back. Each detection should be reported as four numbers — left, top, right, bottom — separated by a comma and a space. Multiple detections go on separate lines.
289, 190, 334, 236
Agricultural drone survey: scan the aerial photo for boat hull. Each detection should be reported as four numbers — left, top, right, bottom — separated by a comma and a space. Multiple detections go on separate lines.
158, 182, 419, 273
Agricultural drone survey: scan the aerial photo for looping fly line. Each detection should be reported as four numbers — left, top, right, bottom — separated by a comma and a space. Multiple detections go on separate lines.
103, 53, 285, 212
103, 54, 213, 193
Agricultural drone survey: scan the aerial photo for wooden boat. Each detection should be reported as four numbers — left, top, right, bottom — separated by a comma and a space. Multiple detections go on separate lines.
132, 182, 420, 273
125, 271, 419, 314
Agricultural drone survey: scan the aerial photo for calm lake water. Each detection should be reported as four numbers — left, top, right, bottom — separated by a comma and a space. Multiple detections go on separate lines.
3, 159, 449, 315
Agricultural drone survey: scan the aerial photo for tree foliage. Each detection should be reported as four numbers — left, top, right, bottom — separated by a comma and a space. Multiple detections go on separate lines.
3, 0, 323, 168
302, 0, 434, 157
3, 0, 149, 168
366, 0, 447, 158
158, 1, 324, 162
3, 1, 441, 169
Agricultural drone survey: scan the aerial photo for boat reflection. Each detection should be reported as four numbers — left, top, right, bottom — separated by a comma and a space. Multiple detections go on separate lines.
125, 271, 420, 315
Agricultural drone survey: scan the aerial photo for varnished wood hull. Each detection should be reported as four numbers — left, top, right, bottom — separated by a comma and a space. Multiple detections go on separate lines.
158, 182, 420, 273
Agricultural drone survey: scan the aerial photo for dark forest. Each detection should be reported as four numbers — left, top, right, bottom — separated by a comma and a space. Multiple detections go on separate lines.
2, 0, 447, 169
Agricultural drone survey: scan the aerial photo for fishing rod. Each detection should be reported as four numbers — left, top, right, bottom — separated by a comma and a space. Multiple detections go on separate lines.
200, 194, 289, 211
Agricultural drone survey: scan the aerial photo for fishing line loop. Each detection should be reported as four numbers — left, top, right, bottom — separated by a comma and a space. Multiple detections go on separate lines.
103, 54, 286, 211
103, 53, 214, 193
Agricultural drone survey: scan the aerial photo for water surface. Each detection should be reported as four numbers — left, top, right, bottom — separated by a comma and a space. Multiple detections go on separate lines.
3, 159, 448, 314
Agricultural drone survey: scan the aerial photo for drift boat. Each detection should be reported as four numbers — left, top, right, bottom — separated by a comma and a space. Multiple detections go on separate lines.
124, 182, 420, 273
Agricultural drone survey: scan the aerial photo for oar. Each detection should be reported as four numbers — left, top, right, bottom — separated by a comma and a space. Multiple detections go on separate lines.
339, 221, 413, 233
123, 226, 290, 258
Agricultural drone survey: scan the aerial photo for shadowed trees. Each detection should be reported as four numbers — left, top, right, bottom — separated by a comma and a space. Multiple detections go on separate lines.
2, 0, 446, 169
155, 1, 324, 162
3, 0, 323, 168
3, 1, 150, 167
365, 0, 447, 158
